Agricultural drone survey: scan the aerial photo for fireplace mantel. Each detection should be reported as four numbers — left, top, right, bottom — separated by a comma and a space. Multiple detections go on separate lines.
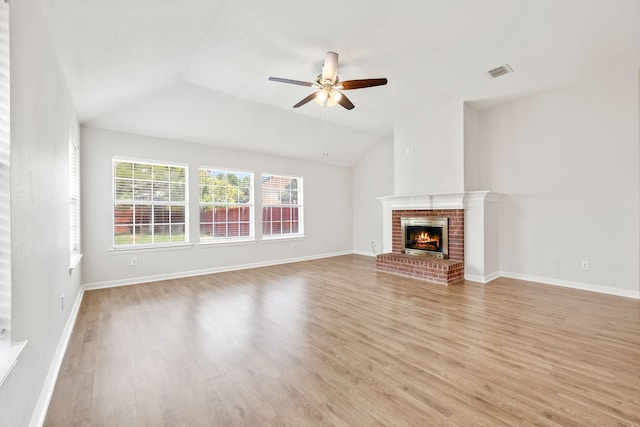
377, 191, 503, 283
377, 191, 502, 210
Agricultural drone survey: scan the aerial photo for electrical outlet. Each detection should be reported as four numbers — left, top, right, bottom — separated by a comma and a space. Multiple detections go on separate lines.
581, 260, 589, 270
131, 257, 138, 266
551, 257, 560, 267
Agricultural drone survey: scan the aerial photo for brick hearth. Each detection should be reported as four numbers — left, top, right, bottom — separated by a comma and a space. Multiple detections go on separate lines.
376, 209, 464, 285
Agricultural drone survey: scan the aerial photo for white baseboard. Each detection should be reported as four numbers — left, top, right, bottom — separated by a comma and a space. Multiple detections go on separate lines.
464, 270, 501, 284
83, 251, 353, 290
29, 287, 85, 427
499, 271, 640, 300
352, 250, 377, 257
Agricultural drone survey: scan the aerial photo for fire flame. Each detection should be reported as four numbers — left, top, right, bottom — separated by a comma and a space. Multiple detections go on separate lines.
416, 232, 439, 249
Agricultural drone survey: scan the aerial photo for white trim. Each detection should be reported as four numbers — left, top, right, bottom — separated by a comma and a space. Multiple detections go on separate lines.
261, 171, 304, 182
261, 173, 304, 238
198, 167, 255, 242
112, 158, 189, 249
500, 270, 640, 300
378, 192, 466, 210
484, 271, 502, 283
110, 243, 193, 254
198, 238, 257, 248
0, 339, 27, 388
200, 164, 255, 176
376, 191, 505, 211
68, 252, 83, 273
68, 137, 81, 256
0, 0, 11, 375
260, 234, 305, 243
29, 287, 85, 427
464, 271, 501, 284
463, 190, 504, 205
353, 250, 376, 257
83, 250, 352, 290
111, 155, 189, 169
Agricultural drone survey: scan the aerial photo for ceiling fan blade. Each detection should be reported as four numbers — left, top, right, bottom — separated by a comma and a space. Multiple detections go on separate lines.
321, 51, 339, 82
340, 78, 388, 90
334, 91, 355, 110
268, 77, 314, 87
293, 92, 319, 108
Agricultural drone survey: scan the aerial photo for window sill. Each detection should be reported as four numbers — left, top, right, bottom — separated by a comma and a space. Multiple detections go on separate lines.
0, 339, 27, 387
199, 238, 257, 248
110, 242, 193, 255
261, 235, 306, 243
69, 253, 83, 274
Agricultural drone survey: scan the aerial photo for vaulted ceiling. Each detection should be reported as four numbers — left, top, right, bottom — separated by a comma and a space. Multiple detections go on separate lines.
41, 0, 640, 166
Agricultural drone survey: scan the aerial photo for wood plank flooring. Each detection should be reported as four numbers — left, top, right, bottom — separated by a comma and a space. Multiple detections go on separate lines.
45, 255, 640, 426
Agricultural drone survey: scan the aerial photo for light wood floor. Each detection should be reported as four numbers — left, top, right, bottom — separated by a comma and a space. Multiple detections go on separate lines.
45, 255, 640, 426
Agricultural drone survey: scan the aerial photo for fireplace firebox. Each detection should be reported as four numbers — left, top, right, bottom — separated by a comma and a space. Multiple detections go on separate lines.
401, 217, 448, 259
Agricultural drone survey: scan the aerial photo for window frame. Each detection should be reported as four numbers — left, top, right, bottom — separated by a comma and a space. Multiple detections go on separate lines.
260, 173, 304, 240
112, 157, 189, 249
68, 136, 82, 271
199, 166, 255, 244
0, 0, 9, 345
0, 0, 26, 387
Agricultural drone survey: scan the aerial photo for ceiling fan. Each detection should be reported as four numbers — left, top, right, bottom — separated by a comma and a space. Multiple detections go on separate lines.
268, 51, 388, 110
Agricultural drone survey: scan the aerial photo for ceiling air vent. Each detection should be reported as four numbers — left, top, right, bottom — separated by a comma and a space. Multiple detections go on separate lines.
488, 64, 513, 78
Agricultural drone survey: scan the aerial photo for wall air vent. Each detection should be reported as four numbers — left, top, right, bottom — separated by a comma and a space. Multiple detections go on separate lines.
488, 64, 513, 78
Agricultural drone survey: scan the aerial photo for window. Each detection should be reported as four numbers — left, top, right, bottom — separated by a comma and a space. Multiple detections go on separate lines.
69, 137, 81, 266
200, 168, 254, 241
261, 174, 303, 238
113, 159, 188, 246
0, 0, 10, 341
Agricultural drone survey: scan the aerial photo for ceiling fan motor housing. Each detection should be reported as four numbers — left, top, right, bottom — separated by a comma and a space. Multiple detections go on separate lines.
321, 51, 339, 83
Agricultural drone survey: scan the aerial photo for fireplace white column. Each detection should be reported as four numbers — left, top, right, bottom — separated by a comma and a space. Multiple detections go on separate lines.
377, 191, 503, 283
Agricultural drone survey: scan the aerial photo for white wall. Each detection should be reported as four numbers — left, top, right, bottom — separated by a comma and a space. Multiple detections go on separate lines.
0, 0, 81, 425
394, 100, 465, 195
81, 126, 353, 286
463, 103, 484, 191
475, 71, 640, 294
352, 138, 394, 256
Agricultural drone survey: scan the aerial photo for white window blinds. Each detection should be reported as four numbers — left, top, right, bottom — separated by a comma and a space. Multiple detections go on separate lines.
69, 138, 80, 254
261, 174, 303, 238
113, 159, 188, 246
0, 0, 10, 338
199, 167, 254, 241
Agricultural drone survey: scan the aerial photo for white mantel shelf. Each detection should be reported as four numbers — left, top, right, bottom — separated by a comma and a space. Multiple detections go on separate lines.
377, 191, 503, 210
377, 191, 503, 284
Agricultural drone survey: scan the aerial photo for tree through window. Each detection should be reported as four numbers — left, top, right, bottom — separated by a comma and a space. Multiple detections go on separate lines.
199, 168, 254, 240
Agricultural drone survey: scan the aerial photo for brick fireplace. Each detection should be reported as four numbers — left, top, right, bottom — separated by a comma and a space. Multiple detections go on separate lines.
376, 209, 464, 284
376, 192, 502, 285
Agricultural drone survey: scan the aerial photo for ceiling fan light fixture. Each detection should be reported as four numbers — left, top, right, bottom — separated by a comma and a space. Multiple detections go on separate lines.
314, 91, 327, 105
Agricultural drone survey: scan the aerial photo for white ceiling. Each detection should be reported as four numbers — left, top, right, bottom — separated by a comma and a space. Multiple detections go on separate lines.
41, 0, 640, 166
